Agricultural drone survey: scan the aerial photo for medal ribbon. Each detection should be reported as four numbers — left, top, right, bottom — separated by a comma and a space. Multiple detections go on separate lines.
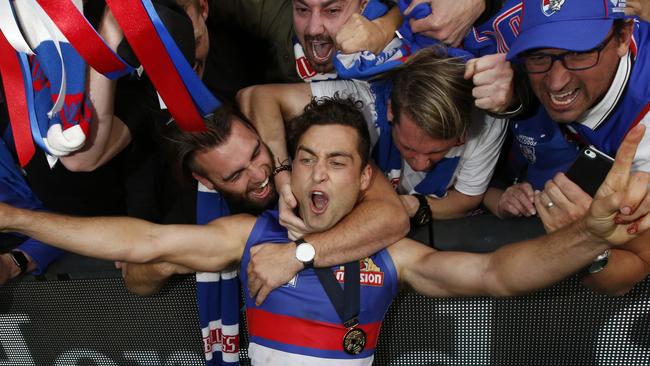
35, 0, 133, 80
105, 0, 207, 131
0, 30, 36, 166
315, 261, 361, 328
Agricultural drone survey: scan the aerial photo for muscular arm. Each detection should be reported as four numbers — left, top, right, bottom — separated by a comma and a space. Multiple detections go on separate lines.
582, 233, 650, 296
0, 205, 253, 273
391, 219, 610, 298
237, 83, 312, 167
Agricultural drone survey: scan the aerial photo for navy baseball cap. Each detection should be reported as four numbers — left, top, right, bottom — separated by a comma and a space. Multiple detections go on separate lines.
507, 0, 630, 60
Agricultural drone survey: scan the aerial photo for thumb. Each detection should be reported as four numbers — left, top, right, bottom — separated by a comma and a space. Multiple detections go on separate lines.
282, 185, 298, 208
464, 59, 477, 80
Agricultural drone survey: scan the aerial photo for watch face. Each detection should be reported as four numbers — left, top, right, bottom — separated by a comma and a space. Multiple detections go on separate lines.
588, 258, 609, 274
296, 243, 315, 262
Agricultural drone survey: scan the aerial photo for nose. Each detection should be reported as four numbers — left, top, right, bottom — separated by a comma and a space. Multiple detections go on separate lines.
409, 154, 431, 171
545, 58, 571, 92
249, 163, 267, 183
312, 160, 329, 183
306, 12, 325, 37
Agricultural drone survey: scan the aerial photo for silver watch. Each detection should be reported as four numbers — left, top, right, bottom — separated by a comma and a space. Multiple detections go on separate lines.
588, 249, 610, 274
295, 238, 315, 269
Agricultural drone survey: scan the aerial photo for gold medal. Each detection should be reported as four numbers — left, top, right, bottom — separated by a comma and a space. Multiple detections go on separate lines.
343, 327, 367, 355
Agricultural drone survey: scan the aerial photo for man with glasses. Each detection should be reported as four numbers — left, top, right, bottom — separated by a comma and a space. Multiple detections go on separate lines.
487, 0, 650, 295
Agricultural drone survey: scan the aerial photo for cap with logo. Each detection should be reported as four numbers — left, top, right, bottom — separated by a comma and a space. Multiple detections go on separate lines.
506, 0, 631, 60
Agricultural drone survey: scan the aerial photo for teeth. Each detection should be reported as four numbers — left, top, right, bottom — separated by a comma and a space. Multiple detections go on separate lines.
311, 43, 332, 61
313, 191, 323, 196
258, 177, 269, 190
549, 89, 578, 105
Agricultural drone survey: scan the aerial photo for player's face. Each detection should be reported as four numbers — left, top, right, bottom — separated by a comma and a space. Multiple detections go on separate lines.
391, 111, 462, 172
193, 119, 277, 212
292, 0, 366, 73
291, 124, 371, 232
526, 26, 632, 123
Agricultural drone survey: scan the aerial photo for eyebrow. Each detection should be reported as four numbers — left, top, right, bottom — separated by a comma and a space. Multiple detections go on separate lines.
223, 139, 260, 181
297, 145, 354, 160
295, 0, 343, 7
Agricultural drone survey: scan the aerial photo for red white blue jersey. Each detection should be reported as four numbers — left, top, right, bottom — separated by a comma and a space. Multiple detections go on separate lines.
240, 210, 398, 365
464, 0, 523, 56
509, 21, 650, 188
196, 183, 240, 366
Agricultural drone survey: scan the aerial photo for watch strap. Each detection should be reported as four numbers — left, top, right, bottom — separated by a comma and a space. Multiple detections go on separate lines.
9, 250, 29, 275
411, 194, 433, 227
295, 238, 314, 269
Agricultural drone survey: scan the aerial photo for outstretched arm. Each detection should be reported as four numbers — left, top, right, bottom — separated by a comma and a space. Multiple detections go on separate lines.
0, 206, 253, 273
391, 220, 607, 297
394, 125, 650, 298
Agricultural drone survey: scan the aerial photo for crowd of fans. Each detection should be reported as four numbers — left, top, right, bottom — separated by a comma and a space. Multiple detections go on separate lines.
1, 0, 649, 364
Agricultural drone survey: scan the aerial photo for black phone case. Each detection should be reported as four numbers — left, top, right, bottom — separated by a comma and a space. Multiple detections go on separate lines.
565, 146, 614, 197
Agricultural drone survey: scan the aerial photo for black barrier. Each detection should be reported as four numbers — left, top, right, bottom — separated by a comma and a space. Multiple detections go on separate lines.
2, 214, 649, 365
1, 274, 650, 365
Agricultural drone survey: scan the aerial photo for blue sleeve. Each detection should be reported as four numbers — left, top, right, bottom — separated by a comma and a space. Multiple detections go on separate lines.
0, 139, 66, 275
16, 239, 66, 275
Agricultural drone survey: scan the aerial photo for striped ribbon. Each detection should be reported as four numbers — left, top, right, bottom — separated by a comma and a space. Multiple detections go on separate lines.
35, 0, 133, 79
0, 30, 35, 166
106, 0, 218, 131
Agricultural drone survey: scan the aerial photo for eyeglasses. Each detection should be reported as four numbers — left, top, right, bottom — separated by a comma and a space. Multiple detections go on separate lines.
518, 32, 616, 74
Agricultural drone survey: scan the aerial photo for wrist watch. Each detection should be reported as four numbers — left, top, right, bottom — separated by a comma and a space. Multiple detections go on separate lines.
9, 250, 29, 276
295, 238, 315, 269
411, 194, 433, 226
588, 249, 610, 274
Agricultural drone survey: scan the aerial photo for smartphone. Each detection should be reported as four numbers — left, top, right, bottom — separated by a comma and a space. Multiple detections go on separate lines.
565, 145, 614, 197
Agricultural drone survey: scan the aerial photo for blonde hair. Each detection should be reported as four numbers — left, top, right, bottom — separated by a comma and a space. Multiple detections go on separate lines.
386, 47, 474, 140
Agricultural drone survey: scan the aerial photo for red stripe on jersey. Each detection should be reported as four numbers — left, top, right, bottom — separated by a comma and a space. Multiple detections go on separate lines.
629, 102, 650, 132
247, 308, 381, 351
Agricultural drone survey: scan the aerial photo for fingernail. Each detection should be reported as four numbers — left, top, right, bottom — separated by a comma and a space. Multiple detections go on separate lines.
627, 224, 638, 234
530, 209, 536, 216
621, 206, 632, 215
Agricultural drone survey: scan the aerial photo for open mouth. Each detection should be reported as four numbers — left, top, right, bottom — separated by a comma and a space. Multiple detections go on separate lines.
310, 190, 329, 214
251, 176, 271, 199
310, 41, 333, 62
549, 89, 579, 107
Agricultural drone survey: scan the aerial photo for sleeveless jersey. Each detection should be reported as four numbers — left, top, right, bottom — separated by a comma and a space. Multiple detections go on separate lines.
240, 210, 398, 365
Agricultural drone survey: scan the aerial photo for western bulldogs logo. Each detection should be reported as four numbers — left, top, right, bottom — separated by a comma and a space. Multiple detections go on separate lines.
542, 0, 565, 16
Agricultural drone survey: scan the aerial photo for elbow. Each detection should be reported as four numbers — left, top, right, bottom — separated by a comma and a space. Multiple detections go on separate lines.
59, 157, 101, 173
581, 275, 636, 297
124, 280, 162, 297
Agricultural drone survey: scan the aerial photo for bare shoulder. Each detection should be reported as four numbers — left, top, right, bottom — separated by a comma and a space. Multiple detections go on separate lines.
387, 238, 437, 278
